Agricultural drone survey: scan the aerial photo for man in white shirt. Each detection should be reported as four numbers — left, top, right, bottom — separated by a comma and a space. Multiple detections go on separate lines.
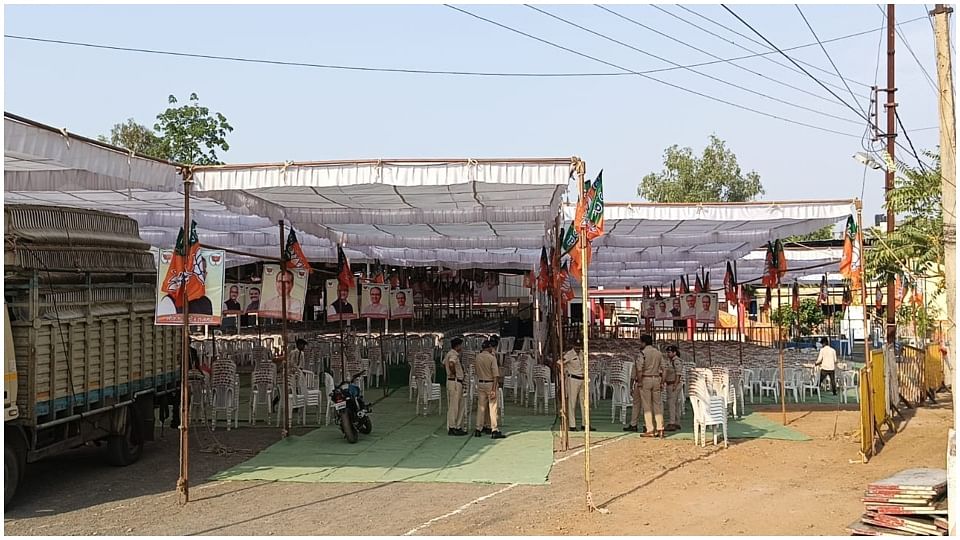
815, 337, 838, 395
362, 286, 390, 318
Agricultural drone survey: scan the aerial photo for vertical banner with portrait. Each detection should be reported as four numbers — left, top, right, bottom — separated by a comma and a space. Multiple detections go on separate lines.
478, 272, 500, 304
155, 248, 226, 325
326, 279, 359, 322
641, 299, 656, 320
681, 293, 699, 319
223, 283, 243, 315
696, 293, 719, 322
360, 283, 390, 319
242, 284, 262, 314
258, 265, 309, 321
654, 298, 671, 321
389, 288, 414, 319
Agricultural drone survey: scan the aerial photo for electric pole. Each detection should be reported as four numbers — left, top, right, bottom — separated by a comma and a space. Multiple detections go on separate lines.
884, 3, 898, 348
931, 5, 956, 536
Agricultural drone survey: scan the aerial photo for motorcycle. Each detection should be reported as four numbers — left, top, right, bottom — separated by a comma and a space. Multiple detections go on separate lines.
329, 370, 372, 443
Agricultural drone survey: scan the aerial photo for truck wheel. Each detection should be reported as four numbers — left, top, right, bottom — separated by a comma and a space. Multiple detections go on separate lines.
107, 409, 144, 466
5, 443, 19, 507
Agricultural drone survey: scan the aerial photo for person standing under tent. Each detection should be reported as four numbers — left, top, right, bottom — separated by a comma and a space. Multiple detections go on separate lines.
445, 337, 468, 436
474, 340, 505, 439
479, 335, 501, 434
636, 334, 665, 437
662, 345, 683, 431
562, 339, 595, 432
289, 338, 308, 372
815, 337, 839, 395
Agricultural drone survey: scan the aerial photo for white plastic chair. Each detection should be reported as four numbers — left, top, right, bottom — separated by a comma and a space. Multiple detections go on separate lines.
414, 363, 442, 416
840, 370, 860, 404
209, 359, 238, 431
782, 368, 801, 403
758, 368, 779, 402
323, 372, 337, 426
277, 371, 307, 427
801, 366, 822, 403
249, 362, 277, 425
302, 369, 323, 424
532, 365, 555, 414
741, 369, 756, 404
187, 374, 207, 425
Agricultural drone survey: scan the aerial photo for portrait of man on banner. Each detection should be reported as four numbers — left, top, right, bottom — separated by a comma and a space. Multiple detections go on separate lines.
326, 279, 359, 321
390, 288, 414, 319
697, 293, 718, 322
155, 248, 225, 326
259, 265, 308, 321
655, 299, 671, 321
641, 299, 656, 320
361, 284, 390, 319
682, 293, 698, 319
223, 284, 242, 314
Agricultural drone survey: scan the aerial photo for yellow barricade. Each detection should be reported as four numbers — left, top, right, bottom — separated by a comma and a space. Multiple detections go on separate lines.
869, 350, 887, 428
925, 344, 944, 392
859, 366, 873, 458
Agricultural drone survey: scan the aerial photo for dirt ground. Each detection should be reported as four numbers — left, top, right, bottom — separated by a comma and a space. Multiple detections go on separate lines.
4, 396, 954, 536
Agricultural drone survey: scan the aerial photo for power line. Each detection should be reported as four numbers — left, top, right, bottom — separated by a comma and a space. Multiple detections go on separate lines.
443, 4, 861, 139
877, 4, 939, 94
3, 19, 914, 80
721, 5, 872, 124
594, 4, 848, 109
525, 5, 862, 126
674, 4, 874, 91
795, 5, 869, 118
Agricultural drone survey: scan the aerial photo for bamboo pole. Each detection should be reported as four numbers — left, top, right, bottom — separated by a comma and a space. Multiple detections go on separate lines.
176, 168, 192, 505
279, 221, 290, 439
575, 161, 597, 512
778, 280, 787, 425
856, 202, 873, 447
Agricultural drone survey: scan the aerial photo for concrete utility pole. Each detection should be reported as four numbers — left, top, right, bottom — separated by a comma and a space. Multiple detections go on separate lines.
931, 5, 956, 535
884, 3, 898, 348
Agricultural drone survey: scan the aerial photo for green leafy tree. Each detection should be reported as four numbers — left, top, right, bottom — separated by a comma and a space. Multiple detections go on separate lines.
770, 298, 825, 337
638, 135, 765, 202
154, 93, 233, 165
97, 119, 167, 159
865, 151, 943, 288
785, 225, 835, 243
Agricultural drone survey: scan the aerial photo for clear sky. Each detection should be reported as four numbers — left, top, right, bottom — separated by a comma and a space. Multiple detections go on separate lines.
3, 2, 948, 223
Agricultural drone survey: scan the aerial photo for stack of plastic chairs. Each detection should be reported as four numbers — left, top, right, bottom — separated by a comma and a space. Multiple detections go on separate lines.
277, 370, 307, 427
323, 372, 337, 425
301, 369, 323, 424
249, 361, 277, 425
610, 361, 633, 424
210, 357, 239, 431
413, 353, 441, 415
532, 365, 555, 414
687, 368, 728, 448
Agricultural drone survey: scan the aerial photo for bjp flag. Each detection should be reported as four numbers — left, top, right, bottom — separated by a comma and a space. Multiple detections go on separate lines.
161, 221, 205, 309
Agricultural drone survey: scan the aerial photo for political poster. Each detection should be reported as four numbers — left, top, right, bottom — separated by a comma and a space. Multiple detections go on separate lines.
326, 279, 359, 322
681, 293, 699, 319
155, 248, 226, 326
258, 265, 309, 321
641, 299, 656, 319
696, 293, 719, 322
654, 298, 672, 321
389, 288, 415, 319
360, 283, 390, 319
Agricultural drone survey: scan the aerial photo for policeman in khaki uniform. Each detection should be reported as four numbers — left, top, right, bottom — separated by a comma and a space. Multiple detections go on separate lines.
445, 337, 467, 436
561, 342, 595, 432
474, 340, 505, 439
635, 334, 665, 437
662, 345, 682, 431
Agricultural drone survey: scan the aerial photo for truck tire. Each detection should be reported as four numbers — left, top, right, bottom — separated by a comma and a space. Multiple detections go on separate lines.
107, 408, 144, 466
5, 442, 20, 507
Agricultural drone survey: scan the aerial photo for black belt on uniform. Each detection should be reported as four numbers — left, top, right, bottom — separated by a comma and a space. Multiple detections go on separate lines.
447, 378, 464, 383
478, 379, 494, 383
567, 374, 584, 380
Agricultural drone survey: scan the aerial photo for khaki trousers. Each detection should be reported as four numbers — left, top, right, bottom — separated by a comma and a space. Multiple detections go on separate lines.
565, 376, 584, 428
476, 382, 499, 432
630, 383, 643, 427
639, 377, 664, 433
446, 381, 463, 429
665, 383, 680, 426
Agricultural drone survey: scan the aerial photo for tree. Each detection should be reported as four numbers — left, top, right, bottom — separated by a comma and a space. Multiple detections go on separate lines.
770, 298, 825, 337
100, 93, 233, 165
638, 135, 765, 203
98, 119, 167, 159
785, 225, 836, 243
154, 93, 233, 165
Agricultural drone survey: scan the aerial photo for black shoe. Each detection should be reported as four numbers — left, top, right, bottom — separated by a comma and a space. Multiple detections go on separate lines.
623, 425, 638, 432
491, 431, 506, 439
449, 428, 467, 436
474, 429, 482, 437
569, 426, 579, 432
581, 426, 597, 432
481, 427, 493, 435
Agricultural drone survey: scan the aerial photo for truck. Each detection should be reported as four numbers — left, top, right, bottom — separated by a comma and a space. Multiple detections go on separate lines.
4, 204, 181, 506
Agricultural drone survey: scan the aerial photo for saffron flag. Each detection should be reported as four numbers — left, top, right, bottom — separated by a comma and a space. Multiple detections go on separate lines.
537, 247, 550, 292
337, 244, 355, 289
557, 262, 575, 303
522, 271, 533, 290
723, 262, 737, 303
842, 284, 853, 308
817, 275, 829, 305
875, 283, 883, 312
694, 274, 703, 294
839, 216, 862, 290
763, 286, 772, 311
161, 220, 205, 309
792, 281, 800, 311
284, 228, 312, 273
761, 242, 777, 287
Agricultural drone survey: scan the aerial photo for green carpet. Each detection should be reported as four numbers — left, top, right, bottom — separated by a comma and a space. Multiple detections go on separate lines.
212, 392, 555, 485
